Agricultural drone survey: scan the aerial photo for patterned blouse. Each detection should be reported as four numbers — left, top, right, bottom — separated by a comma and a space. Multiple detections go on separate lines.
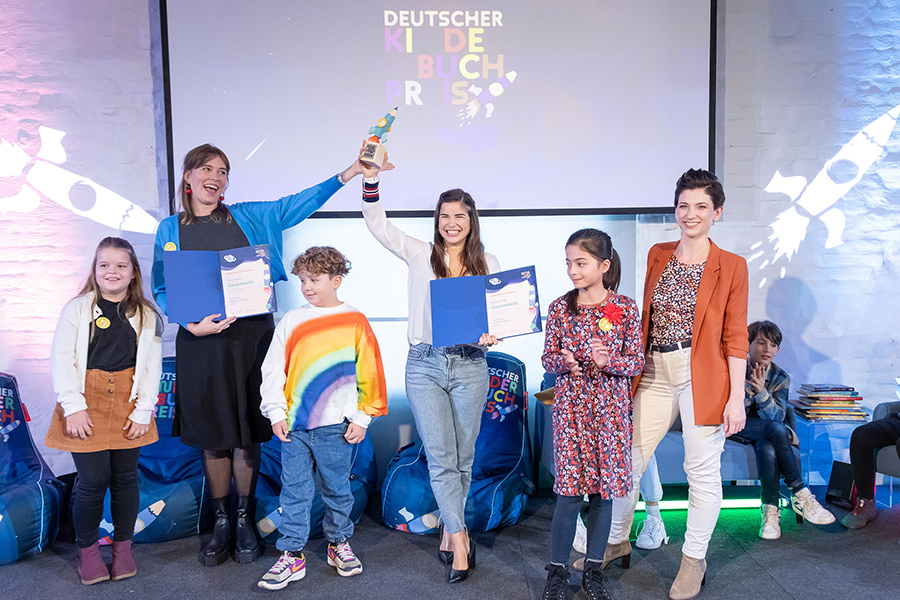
649, 255, 706, 345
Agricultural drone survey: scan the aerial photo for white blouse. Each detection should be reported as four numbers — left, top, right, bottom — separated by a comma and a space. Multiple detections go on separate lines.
362, 198, 500, 346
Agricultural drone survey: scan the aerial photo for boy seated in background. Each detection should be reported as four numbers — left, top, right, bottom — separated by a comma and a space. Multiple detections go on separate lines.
734, 320, 834, 540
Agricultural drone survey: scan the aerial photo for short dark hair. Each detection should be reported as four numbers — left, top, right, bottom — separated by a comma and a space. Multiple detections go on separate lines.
674, 168, 725, 210
748, 320, 782, 347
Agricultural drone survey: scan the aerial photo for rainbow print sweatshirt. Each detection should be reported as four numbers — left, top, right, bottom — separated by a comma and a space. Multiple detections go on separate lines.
260, 303, 387, 431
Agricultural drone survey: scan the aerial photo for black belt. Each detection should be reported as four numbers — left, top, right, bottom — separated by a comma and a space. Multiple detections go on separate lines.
649, 338, 691, 353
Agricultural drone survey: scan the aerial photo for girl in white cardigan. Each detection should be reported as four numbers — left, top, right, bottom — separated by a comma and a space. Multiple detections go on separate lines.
45, 237, 161, 585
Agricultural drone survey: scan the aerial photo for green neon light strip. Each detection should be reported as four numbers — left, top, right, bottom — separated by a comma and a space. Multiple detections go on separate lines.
636, 499, 762, 511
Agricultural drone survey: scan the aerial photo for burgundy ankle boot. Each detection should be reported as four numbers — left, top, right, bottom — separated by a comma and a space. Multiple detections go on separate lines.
110, 540, 137, 581
78, 542, 110, 585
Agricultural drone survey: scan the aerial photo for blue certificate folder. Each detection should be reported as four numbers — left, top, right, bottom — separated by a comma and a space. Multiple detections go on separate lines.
430, 266, 541, 347
163, 244, 276, 325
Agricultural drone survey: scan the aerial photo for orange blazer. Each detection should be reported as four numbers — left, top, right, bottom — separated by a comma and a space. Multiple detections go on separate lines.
633, 240, 749, 425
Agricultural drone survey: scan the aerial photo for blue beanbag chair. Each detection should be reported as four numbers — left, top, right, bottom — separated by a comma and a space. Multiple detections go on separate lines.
381, 351, 534, 534
96, 357, 378, 543
0, 372, 64, 563
96, 357, 211, 544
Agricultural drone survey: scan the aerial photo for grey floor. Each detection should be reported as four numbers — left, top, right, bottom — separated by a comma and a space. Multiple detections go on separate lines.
1, 491, 898, 600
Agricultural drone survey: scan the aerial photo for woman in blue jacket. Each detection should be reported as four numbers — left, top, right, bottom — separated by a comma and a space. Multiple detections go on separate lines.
151, 143, 366, 567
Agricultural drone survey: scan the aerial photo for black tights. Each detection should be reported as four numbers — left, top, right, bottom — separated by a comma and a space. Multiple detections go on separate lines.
71, 448, 141, 548
550, 493, 612, 566
202, 444, 261, 499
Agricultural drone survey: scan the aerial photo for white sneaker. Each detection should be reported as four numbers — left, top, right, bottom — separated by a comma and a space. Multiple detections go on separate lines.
791, 487, 836, 525
258, 551, 306, 590
572, 513, 587, 554
759, 504, 781, 540
635, 514, 669, 550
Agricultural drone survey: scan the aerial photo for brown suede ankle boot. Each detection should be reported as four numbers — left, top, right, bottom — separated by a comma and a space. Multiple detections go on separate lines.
669, 554, 707, 600
601, 540, 632, 569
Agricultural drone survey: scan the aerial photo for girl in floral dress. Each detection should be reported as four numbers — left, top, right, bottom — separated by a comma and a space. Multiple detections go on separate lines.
539, 229, 644, 600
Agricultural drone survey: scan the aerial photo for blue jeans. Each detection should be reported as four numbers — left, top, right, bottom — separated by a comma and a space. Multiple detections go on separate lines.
640, 453, 663, 503
276, 422, 354, 551
735, 417, 803, 505
405, 343, 489, 534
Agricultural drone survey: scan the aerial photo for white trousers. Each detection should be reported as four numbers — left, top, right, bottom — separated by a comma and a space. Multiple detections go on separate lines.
608, 347, 725, 559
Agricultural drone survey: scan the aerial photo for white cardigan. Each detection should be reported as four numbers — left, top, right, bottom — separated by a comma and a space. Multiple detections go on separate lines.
362, 198, 500, 346
50, 292, 163, 425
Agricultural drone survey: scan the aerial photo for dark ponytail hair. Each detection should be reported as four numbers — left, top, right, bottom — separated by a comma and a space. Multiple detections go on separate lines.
564, 228, 621, 316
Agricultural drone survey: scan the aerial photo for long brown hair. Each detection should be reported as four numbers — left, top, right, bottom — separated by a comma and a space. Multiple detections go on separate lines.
564, 228, 621, 316
77, 237, 158, 337
178, 143, 233, 225
429, 189, 489, 278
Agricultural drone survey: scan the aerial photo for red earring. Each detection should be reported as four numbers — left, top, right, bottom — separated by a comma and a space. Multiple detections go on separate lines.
186, 184, 192, 195
219, 195, 224, 201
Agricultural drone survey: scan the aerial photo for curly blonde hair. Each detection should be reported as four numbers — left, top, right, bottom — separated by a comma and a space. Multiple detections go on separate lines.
291, 246, 351, 278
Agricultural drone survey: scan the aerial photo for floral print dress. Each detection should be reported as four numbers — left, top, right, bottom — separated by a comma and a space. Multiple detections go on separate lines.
541, 292, 645, 498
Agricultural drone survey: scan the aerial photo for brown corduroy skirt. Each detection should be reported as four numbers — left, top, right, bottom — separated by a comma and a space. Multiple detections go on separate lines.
44, 368, 158, 452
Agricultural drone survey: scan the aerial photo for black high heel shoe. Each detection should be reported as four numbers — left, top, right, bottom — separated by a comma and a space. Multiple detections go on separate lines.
438, 523, 453, 564
448, 535, 476, 583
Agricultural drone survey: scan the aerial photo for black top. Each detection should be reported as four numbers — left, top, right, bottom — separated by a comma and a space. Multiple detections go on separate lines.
173, 210, 274, 449
87, 297, 137, 371
178, 213, 250, 252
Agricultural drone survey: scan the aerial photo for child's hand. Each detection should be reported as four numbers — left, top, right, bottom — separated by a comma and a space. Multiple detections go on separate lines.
478, 333, 500, 347
747, 363, 767, 394
344, 423, 366, 444
590, 338, 610, 369
66, 410, 93, 440
123, 419, 150, 440
561, 349, 583, 376
272, 420, 291, 443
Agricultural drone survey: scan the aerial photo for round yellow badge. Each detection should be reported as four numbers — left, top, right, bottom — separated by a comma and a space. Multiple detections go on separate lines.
164, 242, 176, 251
95, 316, 111, 329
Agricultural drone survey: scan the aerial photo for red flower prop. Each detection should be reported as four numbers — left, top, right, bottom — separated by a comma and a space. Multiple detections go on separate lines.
601, 303, 624, 325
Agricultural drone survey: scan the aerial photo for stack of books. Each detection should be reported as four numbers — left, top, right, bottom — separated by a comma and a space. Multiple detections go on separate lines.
790, 384, 868, 422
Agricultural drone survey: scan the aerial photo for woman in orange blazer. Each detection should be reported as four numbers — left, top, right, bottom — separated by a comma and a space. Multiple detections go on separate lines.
605, 169, 749, 600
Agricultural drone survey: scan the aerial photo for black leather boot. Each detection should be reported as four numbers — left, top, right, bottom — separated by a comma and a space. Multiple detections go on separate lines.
233, 494, 261, 563
199, 496, 232, 566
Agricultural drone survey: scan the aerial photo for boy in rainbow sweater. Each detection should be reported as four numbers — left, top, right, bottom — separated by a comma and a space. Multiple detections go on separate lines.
257, 246, 387, 590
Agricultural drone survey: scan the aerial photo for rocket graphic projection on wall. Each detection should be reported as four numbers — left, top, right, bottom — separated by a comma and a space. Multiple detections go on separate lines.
761, 104, 900, 263
749, 103, 900, 288
0, 125, 158, 233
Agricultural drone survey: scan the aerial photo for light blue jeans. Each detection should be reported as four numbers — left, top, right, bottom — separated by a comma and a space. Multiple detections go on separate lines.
405, 343, 489, 534
276, 422, 354, 551
640, 453, 663, 503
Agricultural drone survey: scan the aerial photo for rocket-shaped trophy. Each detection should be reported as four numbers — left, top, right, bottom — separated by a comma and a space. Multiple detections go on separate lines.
361, 107, 398, 168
